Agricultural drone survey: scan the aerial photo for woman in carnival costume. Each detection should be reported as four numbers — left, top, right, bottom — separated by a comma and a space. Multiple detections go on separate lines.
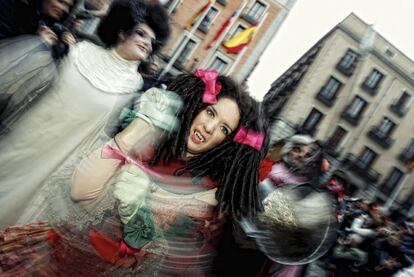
0, 0, 170, 229
0, 69, 266, 276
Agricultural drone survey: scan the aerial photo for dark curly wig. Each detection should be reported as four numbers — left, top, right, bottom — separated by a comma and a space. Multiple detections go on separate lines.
97, 0, 170, 53
150, 73, 266, 218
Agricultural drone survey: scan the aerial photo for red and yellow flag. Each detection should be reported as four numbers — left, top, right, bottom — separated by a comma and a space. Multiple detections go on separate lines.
186, 0, 215, 27
223, 23, 257, 54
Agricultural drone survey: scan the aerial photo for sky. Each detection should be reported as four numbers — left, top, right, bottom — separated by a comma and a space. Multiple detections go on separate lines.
247, 0, 414, 100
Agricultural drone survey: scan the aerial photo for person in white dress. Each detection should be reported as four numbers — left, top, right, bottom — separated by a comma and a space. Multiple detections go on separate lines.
0, 0, 170, 229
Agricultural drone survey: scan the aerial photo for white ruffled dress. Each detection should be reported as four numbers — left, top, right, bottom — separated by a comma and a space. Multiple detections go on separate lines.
0, 41, 143, 229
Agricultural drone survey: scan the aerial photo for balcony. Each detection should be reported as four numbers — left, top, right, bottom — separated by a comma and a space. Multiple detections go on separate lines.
341, 111, 362, 126
390, 104, 407, 118
342, 153, 381, 184
367, 127, 394, 149
324, 143, 342, 158
399, 151, 413, 164
197, 23, 209, 33
361, 82, 379, 96
336, 63, 355, 77
316, 90, 335, 107
241, 13, 259, 25
216, 0, 228, 6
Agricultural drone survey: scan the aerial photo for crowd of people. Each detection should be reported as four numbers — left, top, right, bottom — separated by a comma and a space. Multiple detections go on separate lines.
0, 0, 412, 276
313, 197, 414, 277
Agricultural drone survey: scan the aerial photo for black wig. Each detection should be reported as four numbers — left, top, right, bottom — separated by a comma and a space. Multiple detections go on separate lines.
97, 0, 170, 52
150, 73, 266, 218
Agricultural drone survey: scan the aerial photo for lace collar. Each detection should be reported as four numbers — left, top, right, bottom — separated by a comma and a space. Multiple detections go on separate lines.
73, 41, 143, 94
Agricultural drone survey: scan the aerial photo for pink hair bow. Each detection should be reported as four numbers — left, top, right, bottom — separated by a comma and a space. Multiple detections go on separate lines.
195, 68, 222, 104
233, 126, 264, 151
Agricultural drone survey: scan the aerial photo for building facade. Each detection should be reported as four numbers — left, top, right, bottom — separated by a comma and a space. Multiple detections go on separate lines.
263, 13, 414, 216
159, 0, 297, 82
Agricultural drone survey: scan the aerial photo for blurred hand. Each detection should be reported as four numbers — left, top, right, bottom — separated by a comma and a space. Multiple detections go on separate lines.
113, 164, 151, 224
37, 25, 58, 46
135, 87, 183, 132
62, 31, 76, 45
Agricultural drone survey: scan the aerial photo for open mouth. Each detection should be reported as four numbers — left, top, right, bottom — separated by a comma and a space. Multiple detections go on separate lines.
194, 130, 205, 143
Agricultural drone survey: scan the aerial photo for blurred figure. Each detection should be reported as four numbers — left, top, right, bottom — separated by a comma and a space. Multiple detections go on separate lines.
0, 0, 170, 229
0, 0, 79, 127
0, 0, 77, 43
78, 0, 111, 34
140, 57, 162, 90
218, 133, 337, 277
0, 71, 265, 275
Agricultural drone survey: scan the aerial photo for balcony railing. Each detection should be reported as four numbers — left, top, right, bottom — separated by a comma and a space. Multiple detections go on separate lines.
399, 151, 413, 164
367, 127, 394, 149
316, 90, 335, 107
241, 13, 259, 24
390, 104, 407, 117
324, 142, 342, 158
336, 63, 355, 77
342, 153, 381, 184
341, 111, 362, 126
361, 82, 379, 96
216, 0, 228, 5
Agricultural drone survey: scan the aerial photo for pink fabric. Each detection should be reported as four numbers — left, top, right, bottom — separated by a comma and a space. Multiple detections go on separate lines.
194, 68, 222, 104
267, 163, 307, 186
233, 126, 264, 151
101, 144, 218, 189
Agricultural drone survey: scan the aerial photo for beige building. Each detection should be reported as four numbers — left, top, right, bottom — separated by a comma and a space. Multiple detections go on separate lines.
263, 13, 414, 216
159, 0, 297, 82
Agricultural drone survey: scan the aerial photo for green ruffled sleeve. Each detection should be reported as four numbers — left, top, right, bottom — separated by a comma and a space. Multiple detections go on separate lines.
119, 107, 138, 129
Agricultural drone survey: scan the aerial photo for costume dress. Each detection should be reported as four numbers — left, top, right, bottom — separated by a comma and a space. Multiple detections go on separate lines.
0, 132, 222, 276
0, 41, 143, 229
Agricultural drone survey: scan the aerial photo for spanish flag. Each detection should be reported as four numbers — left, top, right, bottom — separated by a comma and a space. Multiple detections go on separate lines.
223, 23, 257, 54
205, 9, 238, 49
186, 0, 215, 27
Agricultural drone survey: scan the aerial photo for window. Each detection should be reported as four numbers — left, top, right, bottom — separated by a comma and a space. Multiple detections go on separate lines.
391, 91, 411, 116
343, 95, 367, 124
406, 140, 414, 160
199, 7, 219, 32
381, 167, 404, 195
400, 139, 414, 163
165, 0, 182, 13
337, 49, 359, 76
326, 126, 347, 152
244, 1, 266, 23
301, 108, 324, 135
317, 76, 343, 105
358, 147, 377, 167
395, 91, 411, 109
210, 56, 229, 74
224, 24, 246, 42
176, 37, 197, 65
362, 69, 384, 94
376, 117, 396, 138
385, 48, 396, 58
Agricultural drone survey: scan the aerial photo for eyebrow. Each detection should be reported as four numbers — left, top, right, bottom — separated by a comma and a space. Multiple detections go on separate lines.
136, 27, 156, 41
210, 106, 233, 132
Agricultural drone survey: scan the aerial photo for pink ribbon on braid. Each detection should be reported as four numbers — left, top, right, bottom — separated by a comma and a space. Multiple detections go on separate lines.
195, 68, 222, 104
233, 126, 264, 151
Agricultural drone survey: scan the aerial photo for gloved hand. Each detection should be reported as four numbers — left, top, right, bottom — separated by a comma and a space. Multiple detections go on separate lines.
113, 164, 151, 224
133, 87, 182, 132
